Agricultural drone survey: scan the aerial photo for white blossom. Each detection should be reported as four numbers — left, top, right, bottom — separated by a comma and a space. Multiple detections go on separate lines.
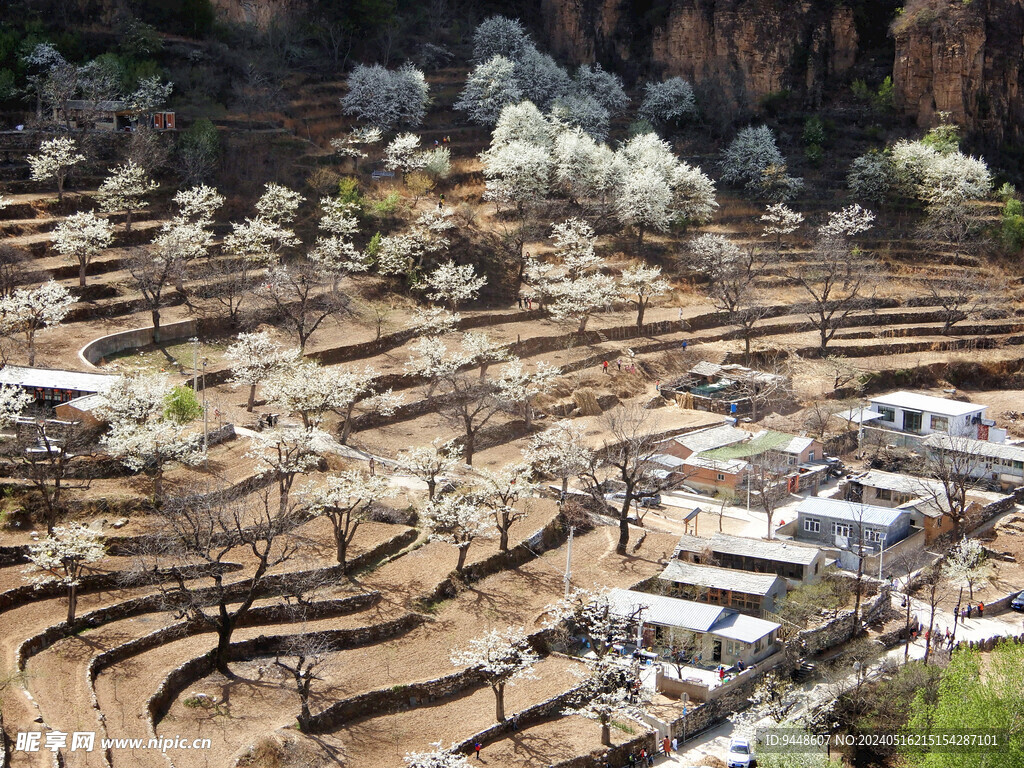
226, 331, 298, 411
552, 128, 616, 202
551, 218, 600, 276
818, 204, 875, 242
409, 306, 462, 337
481, 140, 551, 210
330, 126, 383, 158
395, 438, 463, 498
124, 75, 173, 115
404, 744, 470, 768
720, 125, 786, 187
423, 261, 487, 310
495, 358, 560, 429
619, 263, 670, 326
224, 216, 299, 265
96, 160, 159, 230
549, 272, 619, 333
525, 421, 592, 493
173, 185, 224, 225
455, 56, 524, 126
0, 281, 74, 366
638, 77, 697, 125
472, 16, 531, 63
847, 150, 893, 204
342, 63, 429, 129
246, 426, 335, 481
549, 92, 609, 142
256, 182, 304, 225
761, 203, 804, 238
513, 47, 572, 109
615, 165, 673, 238
307, 470, 397, 564
52, 211, 114, 286
0, 384, 32, 428
573, 63, 628, 115
671, 161, 718, 224
384, 132, 428, 176
491, 101, 553, 150
27, 137, 85, 200
451, 626, 539, 721
421, 493, 495, 570
26, 523, 104, 588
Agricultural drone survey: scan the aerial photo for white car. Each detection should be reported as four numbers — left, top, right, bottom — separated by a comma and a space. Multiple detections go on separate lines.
727, 738, 755, 768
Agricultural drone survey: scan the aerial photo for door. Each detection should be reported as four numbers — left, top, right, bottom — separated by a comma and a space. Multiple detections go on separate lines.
712, 640, 722, 662
903, 411, 922, 433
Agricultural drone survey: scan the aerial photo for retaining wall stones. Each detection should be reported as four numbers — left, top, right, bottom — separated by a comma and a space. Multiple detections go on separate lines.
796, 587, 892, 657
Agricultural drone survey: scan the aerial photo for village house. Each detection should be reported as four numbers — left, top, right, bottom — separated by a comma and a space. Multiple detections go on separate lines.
842, 469, 958, 543
672, 532, 828, 586
856, 391, 1005, 447
794, 497, 912, 554
54, 99, 176, 132
657, 559, 787, 616
921, 433, 1024, 490
0, 365, 115, 408
657, 424, 749, 460
608, 588, 781, 668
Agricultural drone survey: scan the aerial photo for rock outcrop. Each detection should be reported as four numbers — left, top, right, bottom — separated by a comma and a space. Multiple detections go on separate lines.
892, 0, 1024, 146
540, 0, 859, 113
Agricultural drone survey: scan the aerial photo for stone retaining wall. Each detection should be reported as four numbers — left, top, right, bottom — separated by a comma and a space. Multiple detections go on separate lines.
796, 587, 892, 657
305, 665, 487, 733
77, 317, 196, 368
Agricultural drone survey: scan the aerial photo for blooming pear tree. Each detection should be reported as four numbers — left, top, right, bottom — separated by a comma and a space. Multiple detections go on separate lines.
423, 261, 487, 310
27, 136, 84, 201
152, 217, 214, 292
565, 657, 648, 746
545, 587, 637, 660
461, 332, 510, 378
173, 184, 224, 226
761, 203, 804, 255
525, 420, 592, 495
451, 626, 539, 722
549, 272, 618, 334
468, 462, 539, 550
471, 16, 532, 63
310, 197, 368, 279
330, 126, 384, 172
495, 358, 560, 432
941, 536, 994, 602
225, 330, 297, 411
25, 523, 105, 624
52, 211, 114, 286
615, 165, 672, 245
409, 307, 462, 337
96, 373, 204, 504
247, 426, 334, 516
384, 133, 428, 180
638, 77, 697, 126
96, 160, 159, 233
551, 218, 601, 276
455, 55, 523, 126
307, 470, 397, 566
0, 281, 74, 365
395, 438, 462, 499
341, 63, 429, 129
619, 264, 670, 328
574, 63, 628, 116
421, 493, 495, 572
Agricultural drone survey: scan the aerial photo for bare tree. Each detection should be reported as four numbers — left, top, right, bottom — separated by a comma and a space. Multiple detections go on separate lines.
794, 237, 875, 355
261, 263, 352, 351
126, 247, 178, 343
689, 236, 769, 363
149, 491, 298, 677
581, 404, 662, 555
274, 633, 332, 730
746, 449, 791, 539
924, 272, 998, 335
920, 432, 986, 533
434, 370, 502, 467
7, 417, 99, 534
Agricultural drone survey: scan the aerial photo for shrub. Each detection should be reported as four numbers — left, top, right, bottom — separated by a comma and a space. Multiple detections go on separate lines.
720, 125, 785, 187
337, 176, 363, 209
805, 143, 824, 166
638, 76, 697, 126
848, 149, 894, 204
305, 166, 341, 195
1001, 197, 1024, 252
803, 115, 827, 147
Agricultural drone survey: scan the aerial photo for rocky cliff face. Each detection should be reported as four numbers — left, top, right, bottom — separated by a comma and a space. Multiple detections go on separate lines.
209, 0, 308, 28
540, 0, 859, 112
892, 0, 1024, 146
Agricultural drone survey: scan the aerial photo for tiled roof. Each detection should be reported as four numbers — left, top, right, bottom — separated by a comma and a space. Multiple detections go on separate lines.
922, 433, 1024, 463
608, 589, 780, 643
673, 532, 823, 566
659, 560, 784, 596
0, 365, 115, 393
796, 497, 909, 527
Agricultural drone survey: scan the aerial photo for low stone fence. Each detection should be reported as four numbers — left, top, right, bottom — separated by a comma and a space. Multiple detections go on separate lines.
796, 587, 892, 657
78, 319, 198, 367
956, 633, 1024, 652
147, 612, 428, 730
421, 515, 567, 606
305, 664, 486, 734
0, 561, 243, 616
346, 527, 418, 573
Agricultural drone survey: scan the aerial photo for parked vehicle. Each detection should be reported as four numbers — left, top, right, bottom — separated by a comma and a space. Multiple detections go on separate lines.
727, 738, 756, 768
1010, 590, 1024, 612
604, 490, 662, 509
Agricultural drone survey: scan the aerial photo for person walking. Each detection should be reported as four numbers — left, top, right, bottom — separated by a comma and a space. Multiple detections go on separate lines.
369, 457, 376, 476
616, 358, 622, 370
602, 360, 609, 374
662, 736, 672, 756
474, 742, 482, 760
978, 602, 984, 618
967, 604, 973, 620
517, 295, 523, 309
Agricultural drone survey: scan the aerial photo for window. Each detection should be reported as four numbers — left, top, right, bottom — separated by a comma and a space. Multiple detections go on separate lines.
808, 451, 815, 461
930, 415, 949, 432
717, 473, 725, 481
803, 517, 820, 533
863, 528, 882, 543
877, 488, 892, 501
832, 522, 851, 537
878, 406, 895, 422
1014, 461, 1023, 470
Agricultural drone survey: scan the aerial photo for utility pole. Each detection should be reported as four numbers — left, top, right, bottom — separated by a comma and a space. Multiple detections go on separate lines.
191, 336, 199, 390
202, 357, 208, 466
563, 525, 575, 598
878, 533, 886, 580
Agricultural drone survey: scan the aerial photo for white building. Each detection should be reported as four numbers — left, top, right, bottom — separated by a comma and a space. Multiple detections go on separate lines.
921, 433, 1024, 489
